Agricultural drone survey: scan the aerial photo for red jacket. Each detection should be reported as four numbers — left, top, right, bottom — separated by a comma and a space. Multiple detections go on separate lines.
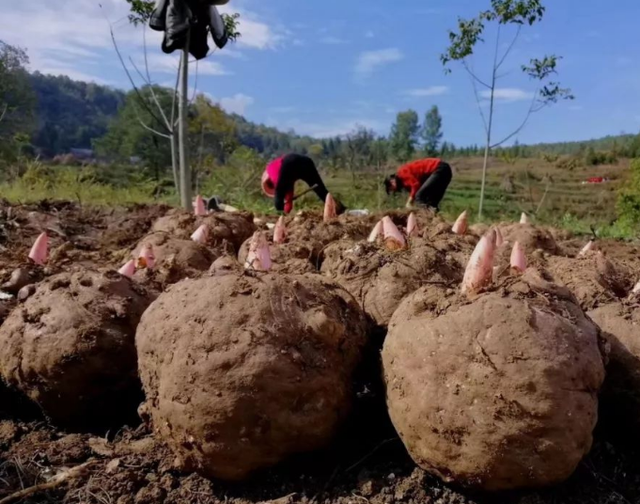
396, 158, 441, 199
264, 156, 294, 213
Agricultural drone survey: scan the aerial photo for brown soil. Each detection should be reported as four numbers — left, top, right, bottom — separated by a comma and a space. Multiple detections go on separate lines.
383, 270, 606, 491
136, 273, 368, 481
544, 251, 634, 310
151, 209, 256, 251
212, 254, 316, 276
497, 223, 560, 254
0, 269, 153, 431
2, 408, 640, 504
0, 201, 171, 281
0, 202, 639, 503
131, 232, 218, 287
321, 240, 463, 327
588, 300, 640, 438
285, 213, 388, 264
237, 237, 316, 269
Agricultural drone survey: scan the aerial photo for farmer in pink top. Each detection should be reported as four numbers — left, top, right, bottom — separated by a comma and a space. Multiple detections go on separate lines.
261, 153, 343, 214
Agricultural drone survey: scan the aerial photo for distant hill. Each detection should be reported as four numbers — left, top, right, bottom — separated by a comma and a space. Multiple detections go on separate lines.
513, 135, 638, 156
27, 72, 640, 159
30, 73, 125, 156
27, 72, 318, 159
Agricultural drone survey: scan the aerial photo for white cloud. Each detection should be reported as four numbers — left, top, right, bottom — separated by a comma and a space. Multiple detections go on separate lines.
355, 48, 404, 77
215, 48, 245, 59
320, 36, 349, 45
274, 118, 384, 138
219, 93, 255, 115
0, 0, 140, 82
191, 60, 230, 76
218, 5, 282, 50
405, 86, 449, 97
136, 54, 229, 77
0, 0, 274, 85
481, 88, 534, 102
35, 66, 111, 85
365, 31, 375, 39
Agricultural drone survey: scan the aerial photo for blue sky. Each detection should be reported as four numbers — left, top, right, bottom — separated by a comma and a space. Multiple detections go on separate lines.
2, 0, 640, 146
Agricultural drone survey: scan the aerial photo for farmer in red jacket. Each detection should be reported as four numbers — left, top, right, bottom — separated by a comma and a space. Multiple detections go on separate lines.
262, 153, 344, 214
384, 158, 452, 210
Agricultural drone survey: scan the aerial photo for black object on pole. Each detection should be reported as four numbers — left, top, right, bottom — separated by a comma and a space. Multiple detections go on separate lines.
149, 0, 230, 60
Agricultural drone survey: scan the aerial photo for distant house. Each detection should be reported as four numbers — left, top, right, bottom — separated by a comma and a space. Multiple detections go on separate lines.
70, 148, 94, 160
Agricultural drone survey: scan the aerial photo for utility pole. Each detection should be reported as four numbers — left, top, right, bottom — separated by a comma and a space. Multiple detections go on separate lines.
179, 36, 192, 210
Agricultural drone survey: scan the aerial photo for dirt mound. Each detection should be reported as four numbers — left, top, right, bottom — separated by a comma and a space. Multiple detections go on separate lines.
132, 233, 217, 286
469, 222, 489, 236
417, 232, 478, 273
151, 209, 256, 251
597, 239, 640, 273
136, 273, 368, 481
382, 269, 606, 491
273, 258, 317, 275
498, 223, 560, 254
209, 255, 244, 276
213, 253, 316, 277
545, 252, 633, 310
237, 237, 315, 268
0, 270, 153, 431
285, 214, 379, 263
99, 204, 172, 249
0, 299, 13, 326
0, 266, 43, 295
589, 300, 640, 437
0, 203, 173, 279
321, 241, 462, 326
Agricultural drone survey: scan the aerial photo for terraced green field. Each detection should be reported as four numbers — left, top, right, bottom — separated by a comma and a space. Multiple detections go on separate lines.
322, 157, 629, 231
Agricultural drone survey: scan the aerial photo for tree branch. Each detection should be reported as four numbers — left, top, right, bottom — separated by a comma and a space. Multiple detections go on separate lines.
103, 12, 168, 131
496, 25, 521, 70
462, 60, 491, 89
133, 105, 172, 139
468, 68, 489, 134
170, 56, 181, 129
0, 103, 7, 123
142, 25, 153, 84
491, 89, 543, 148
190, 60, 199, 104
141, 26, 174, 131
129, 56, 173, 131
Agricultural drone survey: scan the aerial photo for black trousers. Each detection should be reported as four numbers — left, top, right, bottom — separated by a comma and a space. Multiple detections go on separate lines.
275, 154, 329, 211
414, 162, 452, 209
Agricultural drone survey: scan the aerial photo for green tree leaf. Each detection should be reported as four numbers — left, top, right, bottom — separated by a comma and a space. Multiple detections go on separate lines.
389, 110, 420, 162
422, 106, 444, 156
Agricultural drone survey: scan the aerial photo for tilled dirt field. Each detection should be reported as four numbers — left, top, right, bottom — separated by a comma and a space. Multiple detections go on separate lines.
0, 200, 639, 504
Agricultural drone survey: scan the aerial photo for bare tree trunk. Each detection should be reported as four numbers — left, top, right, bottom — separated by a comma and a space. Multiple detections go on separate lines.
479, 121, 492, 219
478, 27, 501, 220
170, 131, 179, 193
179, 39, 192, 210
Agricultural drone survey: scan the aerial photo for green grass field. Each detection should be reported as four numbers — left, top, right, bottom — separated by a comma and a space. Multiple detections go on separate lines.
0, 156, 635, 239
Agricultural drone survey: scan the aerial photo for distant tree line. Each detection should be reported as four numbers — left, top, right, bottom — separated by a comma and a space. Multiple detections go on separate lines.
2, 38, 640, 182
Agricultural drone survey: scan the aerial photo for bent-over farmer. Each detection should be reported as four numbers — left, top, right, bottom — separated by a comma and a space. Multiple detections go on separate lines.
262, 153, 344, 215
384, 158, 453, 211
